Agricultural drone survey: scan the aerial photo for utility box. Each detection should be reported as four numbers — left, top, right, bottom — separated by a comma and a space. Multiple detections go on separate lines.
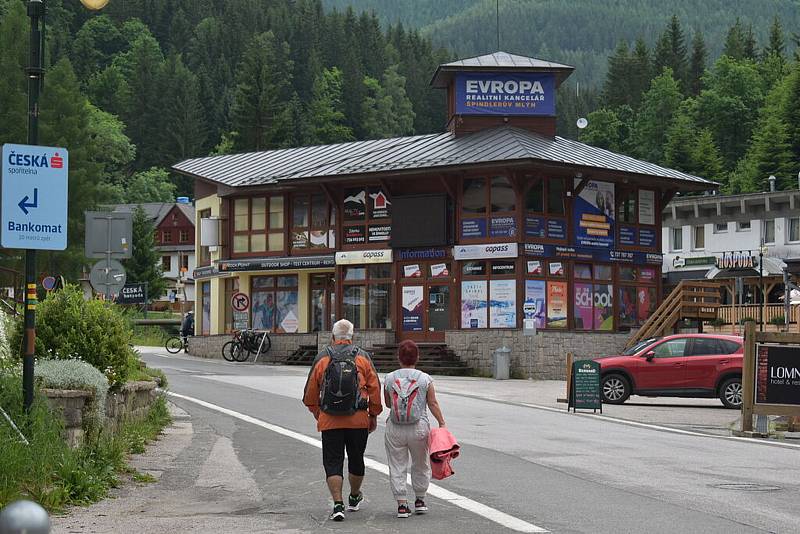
493, 346, 511, 380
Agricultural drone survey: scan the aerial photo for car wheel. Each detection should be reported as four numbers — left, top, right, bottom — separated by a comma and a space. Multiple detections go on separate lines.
719, 377, 742, 409
601, 373, 630, 404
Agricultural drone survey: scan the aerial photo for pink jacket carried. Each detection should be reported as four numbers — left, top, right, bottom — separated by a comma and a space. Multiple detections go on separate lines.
428, 427, 460, 480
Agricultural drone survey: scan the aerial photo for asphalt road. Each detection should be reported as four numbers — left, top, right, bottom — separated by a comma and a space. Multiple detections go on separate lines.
59, 347, 799, 534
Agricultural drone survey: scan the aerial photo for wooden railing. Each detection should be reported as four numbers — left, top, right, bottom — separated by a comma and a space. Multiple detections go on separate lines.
715, 304, 797, 325
625, 280, 721, 349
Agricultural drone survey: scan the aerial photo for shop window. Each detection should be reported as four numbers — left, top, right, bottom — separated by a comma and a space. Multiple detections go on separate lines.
200, 281, 211, 336
524, 176, 566, 240
251, 275, 299, 333
461, 260, 517, 328
763, 220, 775, 244
619, 266, 658, 329
617, 188, 657, 248
525, 257, 566, 329
232, 196, 285, 255
693, 225, 705, 250
460, 176, 517, 240
342, 265, 392, 329
292, 193, 336, 250
161, 256, 171, 271
342, 186, 391, 246
573, 263, 613, 331
198, 208, 211, 265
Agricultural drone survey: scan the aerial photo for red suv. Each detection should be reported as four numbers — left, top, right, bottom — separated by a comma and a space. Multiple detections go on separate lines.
594, 334, 744, 409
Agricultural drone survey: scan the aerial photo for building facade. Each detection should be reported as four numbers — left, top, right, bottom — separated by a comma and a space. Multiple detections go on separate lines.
176, 52, 713, 367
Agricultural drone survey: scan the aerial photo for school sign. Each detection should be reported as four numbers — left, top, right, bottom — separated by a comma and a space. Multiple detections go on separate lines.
454, 72, 556, 116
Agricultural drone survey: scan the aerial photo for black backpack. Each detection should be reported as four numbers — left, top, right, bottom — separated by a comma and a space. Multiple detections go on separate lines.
320, 345, 362, 415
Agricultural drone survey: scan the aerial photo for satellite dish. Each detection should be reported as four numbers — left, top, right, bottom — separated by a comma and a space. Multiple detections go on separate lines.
576, 117, 588, 129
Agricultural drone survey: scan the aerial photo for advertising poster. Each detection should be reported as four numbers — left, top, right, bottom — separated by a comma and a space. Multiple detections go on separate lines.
549, 261, 564, 276
525, 216, 546, 238
619, 226, 637, 246
201, 283, 211, 335
343, 225, 366, 245
252, 291, 279, 331
343, 189, 366, 219
574, 179, 615, 248
368, 224, 391, 242
369, 189, 391, 219
637, 286, 655, 324
292, 231, 310, 249
431, 263, 449, 278
309, 229, 332, 248
547, 219, 567, 239
527, 260, 542, 275
402, 286, 424, 331
404, 264, 422, 278
455, 72, 556, 116
593, 284, 613, 331
524, 279, 546, 329
461, 218, 487, 238
489, 279, 517, 328
639, 228, 656, 247
546, 281, 567, 328
619, 286, 637, 327
490, 216, 517, 238
461, 281, 487, 328
639, 190, 655, 225
756, 344, 800, 405
574, 283, 593, 329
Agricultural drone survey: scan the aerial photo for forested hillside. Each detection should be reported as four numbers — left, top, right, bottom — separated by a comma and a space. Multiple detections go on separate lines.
324, 0, 800, 86
0, 0, 448, 276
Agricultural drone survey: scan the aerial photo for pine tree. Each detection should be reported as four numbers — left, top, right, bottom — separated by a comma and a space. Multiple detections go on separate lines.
691, 129, 724, 183
124, 205, 167, 301
765, 16, 786, 59
688, 32, 707, 96
0, 1, 28, 145
653, 15, 688, 92
230, 32, 295, 151
782, 65, 800, 166
663, 111, 697, 173
723, 18, 748, 60
123, 33, 165, 169
629, 38, 652, 108
631, 68, 683, 164
747, 114, 793, 191
307, 67, 354, 144
70, 15, 125, 84
160, 54, 207, 167
362, 65, 415, 139
602, 41, 632, 108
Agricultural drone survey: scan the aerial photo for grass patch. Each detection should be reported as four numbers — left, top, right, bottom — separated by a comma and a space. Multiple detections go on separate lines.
131, 325, 172, 347
0, 373, 172, 511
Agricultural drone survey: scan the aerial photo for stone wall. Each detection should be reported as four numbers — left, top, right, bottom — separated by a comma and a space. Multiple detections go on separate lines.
445, 330, 632, 379
42, 381, 159, 447
315, 330, 395, 355
187, 334, 229, 360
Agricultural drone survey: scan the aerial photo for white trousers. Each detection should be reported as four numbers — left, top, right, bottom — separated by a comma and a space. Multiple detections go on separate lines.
384, 418, 431, 500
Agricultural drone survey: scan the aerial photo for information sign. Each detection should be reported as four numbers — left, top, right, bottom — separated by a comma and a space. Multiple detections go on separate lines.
118, 283, 147, 304
756, 344, 800, 406
569, 359, 602, 412
1, 144, 68, 250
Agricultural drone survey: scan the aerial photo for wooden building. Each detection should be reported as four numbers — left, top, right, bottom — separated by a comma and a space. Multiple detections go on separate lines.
174, 52, 714, 346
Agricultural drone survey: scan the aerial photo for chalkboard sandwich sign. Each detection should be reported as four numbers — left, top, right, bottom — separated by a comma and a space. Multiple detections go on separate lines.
569, 359, 602, 413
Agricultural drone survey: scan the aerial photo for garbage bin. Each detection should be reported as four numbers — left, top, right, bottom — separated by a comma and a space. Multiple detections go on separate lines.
492, 346, 511, 380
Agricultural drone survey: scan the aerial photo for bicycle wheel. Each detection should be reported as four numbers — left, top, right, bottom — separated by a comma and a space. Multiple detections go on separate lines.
221, 341, 236, 362
233, 342, 250, 362
165, 337, 183, 354
257, 333, 271, 354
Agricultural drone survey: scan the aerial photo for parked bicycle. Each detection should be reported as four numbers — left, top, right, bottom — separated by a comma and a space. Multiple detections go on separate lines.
222, 329, 272, 362
165, 335, 189, 354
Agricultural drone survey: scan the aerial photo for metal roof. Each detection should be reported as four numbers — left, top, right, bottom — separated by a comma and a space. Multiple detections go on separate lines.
107, 202, 195, 227
173, 126, 714, 191
430, 51, 575, 88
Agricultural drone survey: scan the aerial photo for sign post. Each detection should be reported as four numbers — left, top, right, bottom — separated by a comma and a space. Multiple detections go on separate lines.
568, 359, 602, 413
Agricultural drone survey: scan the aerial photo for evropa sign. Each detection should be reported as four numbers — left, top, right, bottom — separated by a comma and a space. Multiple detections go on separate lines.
1, 144, 68, 250
454, 72, 555, 116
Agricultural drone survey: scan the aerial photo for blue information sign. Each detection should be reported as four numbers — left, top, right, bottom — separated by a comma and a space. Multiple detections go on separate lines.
1, 144, 68, 250
639, 228, 656, 248
547, 219, 567, 239
455, 72, 556, 116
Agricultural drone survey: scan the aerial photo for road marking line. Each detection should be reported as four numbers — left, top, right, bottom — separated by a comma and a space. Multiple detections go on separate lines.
167, 391, 548, 533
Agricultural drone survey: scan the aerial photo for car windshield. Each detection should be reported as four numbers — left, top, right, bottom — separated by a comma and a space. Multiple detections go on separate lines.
622, 337, 660, 355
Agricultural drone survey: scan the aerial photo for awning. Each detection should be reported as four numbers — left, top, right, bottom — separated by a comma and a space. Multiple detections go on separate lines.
665, 270, 709, 284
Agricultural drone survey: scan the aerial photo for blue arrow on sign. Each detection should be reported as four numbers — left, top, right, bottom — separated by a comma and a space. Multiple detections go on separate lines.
18, 188, 38, 215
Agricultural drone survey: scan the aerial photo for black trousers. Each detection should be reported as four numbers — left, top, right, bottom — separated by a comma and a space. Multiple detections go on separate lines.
321, 428, 369, 478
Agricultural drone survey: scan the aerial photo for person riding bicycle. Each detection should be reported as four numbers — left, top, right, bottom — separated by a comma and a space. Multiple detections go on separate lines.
180, 311, 194, 353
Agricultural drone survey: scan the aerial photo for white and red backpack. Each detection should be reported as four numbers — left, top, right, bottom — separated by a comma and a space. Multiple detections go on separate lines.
390, 371, 427, 424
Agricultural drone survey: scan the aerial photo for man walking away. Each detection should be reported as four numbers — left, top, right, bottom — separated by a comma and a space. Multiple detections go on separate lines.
303, 319, 382, 521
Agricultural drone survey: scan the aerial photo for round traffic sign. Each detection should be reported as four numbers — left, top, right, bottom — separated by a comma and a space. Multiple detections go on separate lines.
89, 259, 127, 298
231, 292, 250, 312
42, 276, 57, 291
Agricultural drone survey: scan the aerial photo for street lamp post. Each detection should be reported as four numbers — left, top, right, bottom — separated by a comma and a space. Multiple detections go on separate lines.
759, 240, 765, 332
22, 0, 109, 412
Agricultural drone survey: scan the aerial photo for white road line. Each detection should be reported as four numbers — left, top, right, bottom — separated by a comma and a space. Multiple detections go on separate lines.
167, 391, 548, 533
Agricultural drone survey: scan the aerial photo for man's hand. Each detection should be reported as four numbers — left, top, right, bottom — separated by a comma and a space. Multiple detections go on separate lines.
368, 415, 377, 433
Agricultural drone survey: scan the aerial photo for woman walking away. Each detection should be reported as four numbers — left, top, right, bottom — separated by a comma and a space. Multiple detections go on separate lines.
383, 340, 446, 518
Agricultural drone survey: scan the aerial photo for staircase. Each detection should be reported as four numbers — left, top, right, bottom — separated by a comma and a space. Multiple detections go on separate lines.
368, 343, 472, 376
283, 342, 472, 376
625, 280, 722, 349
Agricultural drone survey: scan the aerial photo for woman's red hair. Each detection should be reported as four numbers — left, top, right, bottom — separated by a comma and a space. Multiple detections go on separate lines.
398, 339, 419, 366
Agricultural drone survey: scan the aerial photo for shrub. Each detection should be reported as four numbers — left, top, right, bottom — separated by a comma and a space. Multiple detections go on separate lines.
10, 286, 137, 387
769, 315, 786, 326
0, 314, 18, 372
709, 318, 726, 328
35, 360, 110, 427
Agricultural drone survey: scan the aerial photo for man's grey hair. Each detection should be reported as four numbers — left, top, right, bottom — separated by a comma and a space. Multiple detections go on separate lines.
331, 319, 354, 341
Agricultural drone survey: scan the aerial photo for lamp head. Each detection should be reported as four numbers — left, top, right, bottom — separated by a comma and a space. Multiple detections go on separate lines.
80, 0, 110, 10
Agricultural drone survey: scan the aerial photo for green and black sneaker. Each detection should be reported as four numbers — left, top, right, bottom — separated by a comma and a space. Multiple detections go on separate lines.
347, 492, 364, 511
329, 502, 345, 521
